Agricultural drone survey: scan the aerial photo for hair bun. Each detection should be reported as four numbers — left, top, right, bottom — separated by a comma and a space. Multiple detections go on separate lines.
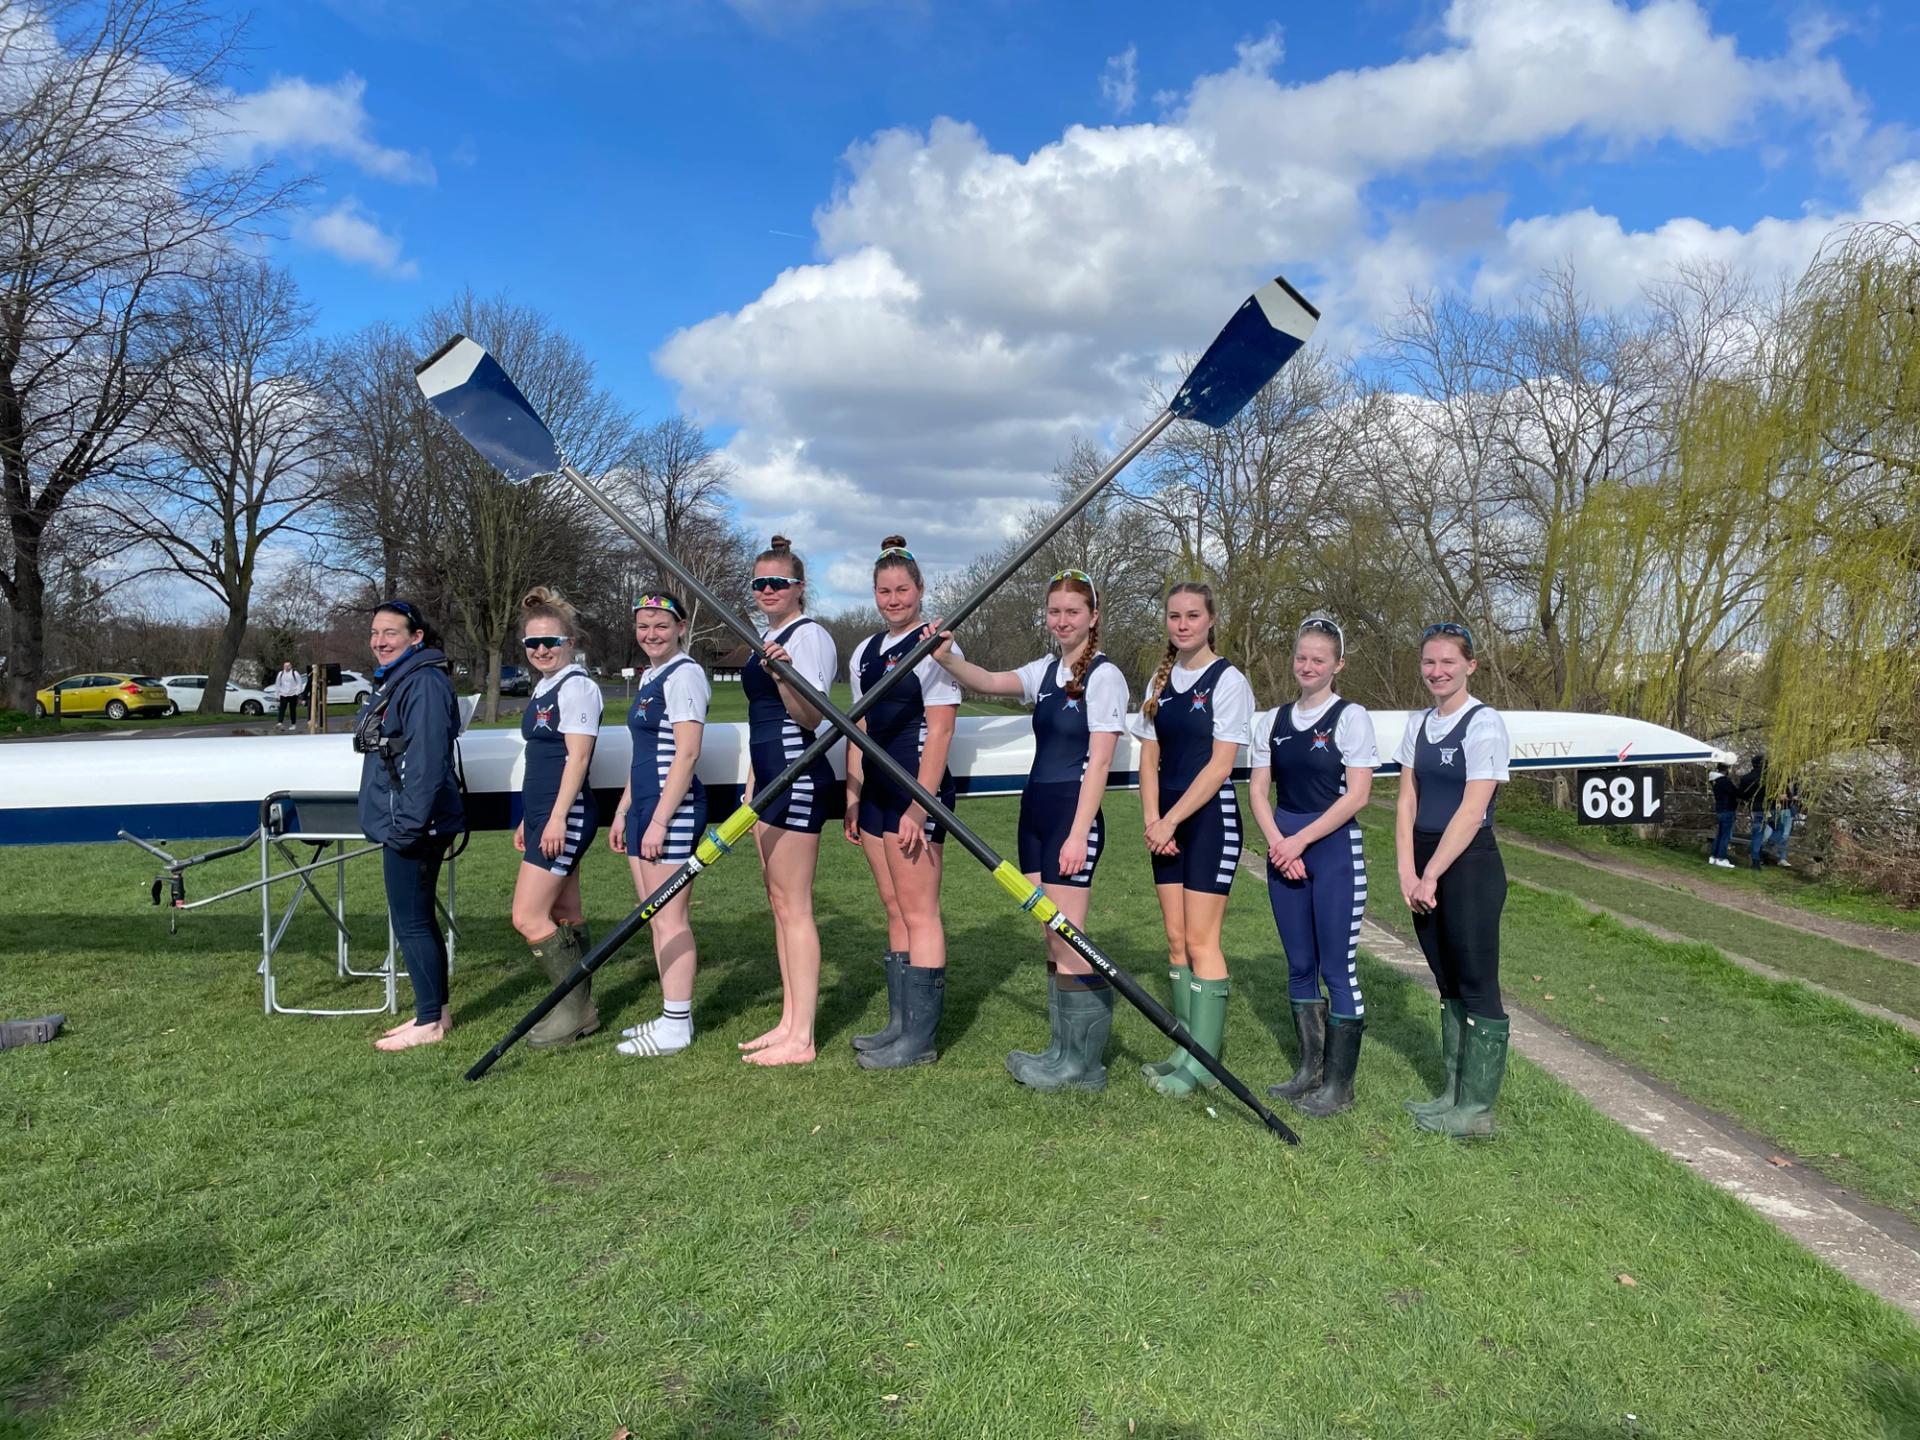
522, 584, 559, 610
880, 534, 907, 549
769, 534, 792, 552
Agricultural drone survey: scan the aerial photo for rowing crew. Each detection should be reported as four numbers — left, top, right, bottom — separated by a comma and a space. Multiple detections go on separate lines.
355, 538, 1515, 1138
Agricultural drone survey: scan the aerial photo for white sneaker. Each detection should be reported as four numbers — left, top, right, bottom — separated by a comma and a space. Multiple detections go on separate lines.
1778, 860, 1792, 869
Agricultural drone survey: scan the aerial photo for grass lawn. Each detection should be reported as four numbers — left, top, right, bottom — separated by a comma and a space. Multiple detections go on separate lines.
1489, 843, 1920, 1023
1355, 812, 1920, 1223
4, 795, 1918, 1438
1492, 797, 1920, 937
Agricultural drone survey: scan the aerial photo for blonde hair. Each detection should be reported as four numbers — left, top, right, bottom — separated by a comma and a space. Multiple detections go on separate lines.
522, 585, 578, 633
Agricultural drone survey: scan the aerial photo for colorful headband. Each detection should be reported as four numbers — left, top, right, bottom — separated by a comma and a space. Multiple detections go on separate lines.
633, 594, 683, 617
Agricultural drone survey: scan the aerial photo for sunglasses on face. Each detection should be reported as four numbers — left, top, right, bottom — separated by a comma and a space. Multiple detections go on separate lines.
522, 635, 571, 651
750, 576, 797, 593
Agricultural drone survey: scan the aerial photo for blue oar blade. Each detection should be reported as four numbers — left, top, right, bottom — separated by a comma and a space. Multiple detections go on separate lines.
1168, 276, 1319, 428
414, 335, 563, 482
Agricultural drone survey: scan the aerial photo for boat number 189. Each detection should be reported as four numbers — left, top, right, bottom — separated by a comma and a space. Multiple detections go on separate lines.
1575, 767, 1665, 825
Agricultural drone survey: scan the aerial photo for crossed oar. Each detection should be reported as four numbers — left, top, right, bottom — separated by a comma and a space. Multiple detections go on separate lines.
416, 275, 1319, 1141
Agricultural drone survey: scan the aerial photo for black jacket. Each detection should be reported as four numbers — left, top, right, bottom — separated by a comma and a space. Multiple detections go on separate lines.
1711, 773, 1739, 811
357, 646, 465, 851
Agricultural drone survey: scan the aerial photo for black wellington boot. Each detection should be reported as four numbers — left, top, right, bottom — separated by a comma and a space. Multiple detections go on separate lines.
1292, 1015, 1363, 1118
1267, 999, 1327, 1100
857, 965, 945, 1070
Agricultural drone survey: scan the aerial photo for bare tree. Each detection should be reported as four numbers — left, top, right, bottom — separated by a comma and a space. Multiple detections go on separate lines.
95, 259, 337, 708
322, 321, 425, 598
0, 0, 294, 708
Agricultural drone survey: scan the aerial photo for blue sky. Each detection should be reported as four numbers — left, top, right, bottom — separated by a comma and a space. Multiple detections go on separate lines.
222, 0, 1920, 604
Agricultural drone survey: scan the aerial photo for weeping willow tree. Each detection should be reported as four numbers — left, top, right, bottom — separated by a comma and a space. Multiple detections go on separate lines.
1748, 223, 1920, 783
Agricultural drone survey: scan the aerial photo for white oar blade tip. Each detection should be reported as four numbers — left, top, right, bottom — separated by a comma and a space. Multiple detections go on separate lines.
414, 334, 486, 399
1169, 274, 1319, 429
413, 334, 563, 484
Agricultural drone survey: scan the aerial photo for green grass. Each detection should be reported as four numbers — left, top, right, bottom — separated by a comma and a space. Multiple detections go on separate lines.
4, 797, 1918, 1438
1489, 843, 1920, 1022
1356, 812, 1920, 1221
1492, 796, 1920, 937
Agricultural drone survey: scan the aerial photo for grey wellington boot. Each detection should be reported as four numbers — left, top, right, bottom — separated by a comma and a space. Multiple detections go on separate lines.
1011, 984, 1115, 1092
857, 965, 945, 1069
526, 928, 599, 1048
1006, 968, 1062, 1078
852, 951, 907, 1052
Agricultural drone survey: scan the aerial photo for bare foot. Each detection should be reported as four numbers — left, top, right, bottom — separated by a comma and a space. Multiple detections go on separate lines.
744, 1040, 816, 1067
374, 1017, 451, 1052
737, 1023, 790, 1052
381, 1007, 444, 1039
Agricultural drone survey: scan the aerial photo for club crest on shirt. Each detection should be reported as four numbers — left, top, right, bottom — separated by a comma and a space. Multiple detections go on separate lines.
633, 696, 653, 717
532, 702, 556, 731
1311, 729, 1332, 751
1063, 695, 1081, 711
1189, 690, 1210, 711
1440, 747, 1458, 766
883, 653, 901, 672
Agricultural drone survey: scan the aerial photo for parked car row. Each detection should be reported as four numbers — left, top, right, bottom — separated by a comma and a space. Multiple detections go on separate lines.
31, 667, 373, 721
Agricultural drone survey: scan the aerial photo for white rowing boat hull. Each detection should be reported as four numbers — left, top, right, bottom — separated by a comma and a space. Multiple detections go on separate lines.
0, 711, 1730, 846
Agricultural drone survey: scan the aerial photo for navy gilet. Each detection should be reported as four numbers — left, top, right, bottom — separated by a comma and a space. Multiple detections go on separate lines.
1412, 704, 1498, 833
1268, 697, 1352, 814
1152, 656, 1234, 794
1031, 654, 1111, 786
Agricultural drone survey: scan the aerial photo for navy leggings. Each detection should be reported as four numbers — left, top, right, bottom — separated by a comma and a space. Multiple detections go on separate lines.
383, 842, 449, 1023
1266, 808, 1367, 1017
1410, 828, 1506, 1020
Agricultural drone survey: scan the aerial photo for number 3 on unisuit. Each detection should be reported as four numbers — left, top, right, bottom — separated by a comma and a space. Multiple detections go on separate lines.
1576, 767, 1666, 825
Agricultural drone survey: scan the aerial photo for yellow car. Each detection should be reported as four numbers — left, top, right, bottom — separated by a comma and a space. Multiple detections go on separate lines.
34, 673, 173, 720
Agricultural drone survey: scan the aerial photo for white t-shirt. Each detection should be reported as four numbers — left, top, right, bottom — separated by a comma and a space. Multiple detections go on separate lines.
533, 663, 603, 737
640, 657, 711, 725
1394, 701, 1510, 781
851, 633, 963, 707
1250, 694, 1379, 769
1014, 655, 1129, 733
765, 615, 838, 701
1129, 659, 1255, 745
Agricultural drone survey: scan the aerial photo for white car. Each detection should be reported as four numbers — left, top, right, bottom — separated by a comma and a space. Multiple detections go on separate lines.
322, 669, 372, 707
159, 675, 270, 717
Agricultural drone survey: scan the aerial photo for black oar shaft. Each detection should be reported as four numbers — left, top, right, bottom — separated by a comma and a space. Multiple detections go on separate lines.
546, 460, 1300, 1144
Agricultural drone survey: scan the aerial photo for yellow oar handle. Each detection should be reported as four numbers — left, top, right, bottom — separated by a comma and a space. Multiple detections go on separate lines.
695, 804, 760, 866
990, 860, 1061, 924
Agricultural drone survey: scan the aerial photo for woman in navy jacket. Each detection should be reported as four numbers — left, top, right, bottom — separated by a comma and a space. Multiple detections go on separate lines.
358, 600, 465, 1053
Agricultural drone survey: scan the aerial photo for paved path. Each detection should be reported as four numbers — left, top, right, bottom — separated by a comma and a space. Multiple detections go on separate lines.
1497, 827, 1920, 969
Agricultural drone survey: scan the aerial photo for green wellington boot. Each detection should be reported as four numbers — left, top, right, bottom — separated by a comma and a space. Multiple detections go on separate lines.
1405, 999, 1467, 1120
1267, 998, 1327, 1100
526, 927, 599, 1048
857, 965, 945, 1069
1140, 964, 1194, 1080
852, 951, 907, 1053
1010, 983, 1115, 1092
1416, 1014, 1510, 1138
1292, 1015, 1363, 1118
1150, 977, 1229, 1098
1005, 968, 1062, 1079
566, 920, 593, 956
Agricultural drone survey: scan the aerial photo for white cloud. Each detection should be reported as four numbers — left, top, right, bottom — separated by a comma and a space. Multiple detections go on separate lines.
656, 0, 1910, 608
292, 199, 420, 280
226, 74, 433, 184
1100, 44, 1138, 118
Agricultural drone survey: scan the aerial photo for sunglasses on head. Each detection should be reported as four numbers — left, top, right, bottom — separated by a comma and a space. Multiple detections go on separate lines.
877, 545, 915, 561
522, 635, 571, 651
1299, 615, 1343, 644
750, 575, 798, 593
633, 594, 682, 617
376, 599, 422, 626
1422, 621, 1474, 649
1048, 567, 1099, 603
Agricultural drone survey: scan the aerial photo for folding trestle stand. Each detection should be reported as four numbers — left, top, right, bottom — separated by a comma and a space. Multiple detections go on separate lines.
121, 791, 457, 1017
